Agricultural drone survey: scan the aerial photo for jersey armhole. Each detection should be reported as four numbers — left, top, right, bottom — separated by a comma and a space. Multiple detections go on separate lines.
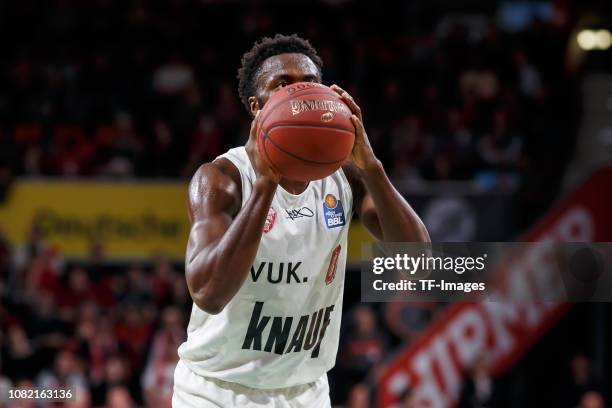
211, 157, 243, 209
215, 147, 258, 209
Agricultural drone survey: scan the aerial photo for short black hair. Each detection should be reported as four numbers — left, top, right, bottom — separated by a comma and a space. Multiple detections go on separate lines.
237, 34, 323, 115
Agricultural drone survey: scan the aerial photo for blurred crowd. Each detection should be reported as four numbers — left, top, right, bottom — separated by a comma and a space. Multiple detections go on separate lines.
332, 302, 608, 408
0, 227, 189, 407
0, 221, 417, 407
0, 227, 489, 407
0, 233, 609, 407
0, 1, 577, 199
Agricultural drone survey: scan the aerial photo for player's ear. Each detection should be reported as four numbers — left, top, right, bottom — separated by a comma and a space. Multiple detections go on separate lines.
249, 96, 260, 117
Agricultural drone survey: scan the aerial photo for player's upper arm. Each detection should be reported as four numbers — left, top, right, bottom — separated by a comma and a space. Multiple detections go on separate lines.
185, 159, 241, 276
342, 163, 383, 240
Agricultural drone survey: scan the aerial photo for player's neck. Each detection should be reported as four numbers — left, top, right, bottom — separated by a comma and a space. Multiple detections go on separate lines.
279, 178, 309, 195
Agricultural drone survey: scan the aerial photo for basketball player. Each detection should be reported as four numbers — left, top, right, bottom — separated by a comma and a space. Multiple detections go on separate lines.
173, 34, 430, 407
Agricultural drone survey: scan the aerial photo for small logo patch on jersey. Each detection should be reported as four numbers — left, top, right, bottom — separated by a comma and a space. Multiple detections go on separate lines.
323, 194, 345, 228
264, 207, 276, 233
285, 206, 314, 220
325, 245, 341, 285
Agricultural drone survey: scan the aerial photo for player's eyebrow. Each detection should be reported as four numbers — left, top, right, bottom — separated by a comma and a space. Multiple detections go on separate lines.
269, 73, 319, 84
302, 73, 319, 82
269, 73, 292, 83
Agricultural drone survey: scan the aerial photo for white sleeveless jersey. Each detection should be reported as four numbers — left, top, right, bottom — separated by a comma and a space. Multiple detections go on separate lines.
177, 146, 353, 389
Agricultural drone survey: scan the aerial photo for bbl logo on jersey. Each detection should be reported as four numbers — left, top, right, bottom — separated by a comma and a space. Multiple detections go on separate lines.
323, 194, 345, 228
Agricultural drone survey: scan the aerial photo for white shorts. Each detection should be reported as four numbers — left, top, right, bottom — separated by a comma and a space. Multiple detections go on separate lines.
172, 359, 331, 408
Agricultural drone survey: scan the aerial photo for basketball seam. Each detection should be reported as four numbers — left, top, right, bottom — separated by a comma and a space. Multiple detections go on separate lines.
263, 131, 347, 165
266, 122, 355, 133
259, 129, 282, 174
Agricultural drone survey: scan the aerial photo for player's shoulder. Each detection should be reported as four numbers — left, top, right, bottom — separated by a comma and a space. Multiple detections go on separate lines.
191, 158, 241, 189
187, 158, 242, 213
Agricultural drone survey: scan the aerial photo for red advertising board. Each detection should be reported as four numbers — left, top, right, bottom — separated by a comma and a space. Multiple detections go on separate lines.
377, 168, 612, 407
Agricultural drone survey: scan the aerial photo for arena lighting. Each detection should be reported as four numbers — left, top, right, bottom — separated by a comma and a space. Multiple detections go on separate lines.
596, 29, 612, 50
577, 29, 612, 51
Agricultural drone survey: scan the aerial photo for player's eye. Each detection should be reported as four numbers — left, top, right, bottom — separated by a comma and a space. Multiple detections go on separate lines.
277, 81, 288, 88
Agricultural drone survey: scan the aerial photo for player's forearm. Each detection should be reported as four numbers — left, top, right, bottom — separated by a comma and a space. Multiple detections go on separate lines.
360, 161, 430, 242
187, 177, 278, 313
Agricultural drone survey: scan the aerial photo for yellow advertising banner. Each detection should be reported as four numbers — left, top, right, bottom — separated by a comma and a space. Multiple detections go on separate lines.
0, 180, 373, 263
0, 180, 190, 261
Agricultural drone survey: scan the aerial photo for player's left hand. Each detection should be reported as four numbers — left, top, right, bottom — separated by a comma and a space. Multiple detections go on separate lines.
331, 84, 379, 171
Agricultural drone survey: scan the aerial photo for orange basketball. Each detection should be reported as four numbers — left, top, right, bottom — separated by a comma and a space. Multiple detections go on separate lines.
257, 82, 355, 182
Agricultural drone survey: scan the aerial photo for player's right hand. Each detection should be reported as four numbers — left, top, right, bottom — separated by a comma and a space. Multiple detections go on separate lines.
246, 111, 281, 184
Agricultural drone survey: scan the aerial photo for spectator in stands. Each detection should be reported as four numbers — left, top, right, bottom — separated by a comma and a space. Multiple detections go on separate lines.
77, 315, 122, 385
390, 114, 430, 180
340, 306, 388, 384
151, 255, 176, 306
115, 303, 152, 373
148, 120, 177, 176
36, 349, 88, 395
152, 55, 195, 96
91, 355, 132, 406
580, 391, 605, 408
66, 387, 92, 408
170, 273, 191, 312
458, 353, 497, 408
57, 267, 94, 321
183, 114, 223, 178
459, 64, 500, 102
214, 81, 242, 131
401, 389, 419, 408
141, 306, 184, 407
565, 354, 605, 406
390, 388, 420, 408
105, 385, 136, 408
22, 226, 47, 260
26, 289, 68, 361
115, 264, 152, 305
384, 301, 438, 344
445, 107, 478, 180
19, 249, 60, 308
514, 49, 543, 99
345, 383, 372, 408
101, 112, 142, 178
2, 325, 37, 381
478, 109, 522, 168
476, 108, 523, 188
